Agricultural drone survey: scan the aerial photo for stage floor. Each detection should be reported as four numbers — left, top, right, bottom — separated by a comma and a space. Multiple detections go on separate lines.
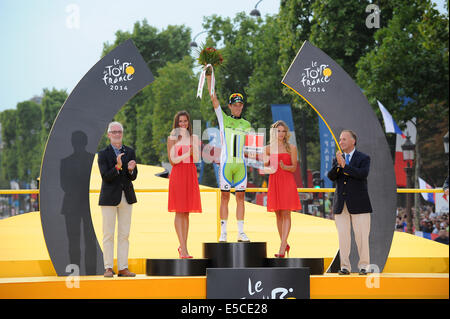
0, 161, 448, 299
0, 273, 448, 299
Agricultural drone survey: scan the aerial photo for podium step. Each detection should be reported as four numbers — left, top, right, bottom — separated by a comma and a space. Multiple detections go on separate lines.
146, 243, 324, 276
203, 242, 267, 268
265, 258, 324, 275
146, 259, 210, 276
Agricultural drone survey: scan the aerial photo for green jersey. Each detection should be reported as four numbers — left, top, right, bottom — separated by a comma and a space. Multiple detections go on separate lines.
215, 105, 252, 161
215, 105, 252, 191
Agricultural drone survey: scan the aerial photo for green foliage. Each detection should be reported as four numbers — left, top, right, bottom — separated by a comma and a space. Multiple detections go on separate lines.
310, 0, 375, 77
246, 15, 285, 132
356, 0, 449, 185
356, 0, 448, 124
40, 88, 67, 151
135, 85, 158, 164
101, 19, 192, 152
15, 101, 42, 182
202, 12, 260, 105
151, 56, 202, 163
1, 89, 68, 185
278, 0, 315, 75
0, 109, 18, 182
0, 1, 447, 188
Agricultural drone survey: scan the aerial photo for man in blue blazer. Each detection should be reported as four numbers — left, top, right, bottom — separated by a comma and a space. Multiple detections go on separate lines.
327, 130, 372, 275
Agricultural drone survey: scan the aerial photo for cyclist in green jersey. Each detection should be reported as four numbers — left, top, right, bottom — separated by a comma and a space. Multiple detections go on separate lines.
207, 74, 252, 242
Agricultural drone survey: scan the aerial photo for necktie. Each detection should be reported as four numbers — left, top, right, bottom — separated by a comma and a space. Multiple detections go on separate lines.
345, 153, 350, 165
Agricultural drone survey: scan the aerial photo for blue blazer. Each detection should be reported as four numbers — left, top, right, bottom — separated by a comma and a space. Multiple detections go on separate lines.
327, 150, 372, 214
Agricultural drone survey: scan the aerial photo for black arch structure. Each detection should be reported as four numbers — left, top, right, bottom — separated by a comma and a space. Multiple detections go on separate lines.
39, 39, 154, 276
282, 41, 396, 273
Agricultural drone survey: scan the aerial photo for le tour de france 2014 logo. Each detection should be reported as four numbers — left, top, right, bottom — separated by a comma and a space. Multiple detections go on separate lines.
300, 61, 332, 93
102, 58, 135, 91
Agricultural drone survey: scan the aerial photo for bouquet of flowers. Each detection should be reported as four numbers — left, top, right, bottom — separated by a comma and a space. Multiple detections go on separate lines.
197, 46, 224, 75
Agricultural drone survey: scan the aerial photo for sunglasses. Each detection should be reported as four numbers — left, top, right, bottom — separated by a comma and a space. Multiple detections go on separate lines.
229, 93, 243, 100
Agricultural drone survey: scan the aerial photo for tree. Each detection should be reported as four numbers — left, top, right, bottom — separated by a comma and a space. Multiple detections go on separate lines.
246, 15, 285, 132
356, 0, 448, 171
135, 85, 157, 164
356, 0, 449, 226
151, 56, 202, 163
40, 88, 68, 152
244, 15, 320, 185
2, 89, 66, 186
310, 0, 374, 78
202, 13, 307, 186
202, 12, 260, 111
277, 0, 403, 186
202, 9, 323, 187
102, 20, 192, 156
278, 0, 315, 76
0, 109, 18, 183
277, 1, 322, 186
357, 0, 448, 123
15, 101, 42, 183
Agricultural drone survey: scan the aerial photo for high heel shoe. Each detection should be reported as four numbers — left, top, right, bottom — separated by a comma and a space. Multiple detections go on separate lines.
274, 244, 290, 258
178, 246, 193, 259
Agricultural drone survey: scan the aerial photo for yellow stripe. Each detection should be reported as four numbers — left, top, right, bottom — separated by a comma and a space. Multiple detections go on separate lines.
281, 81, 342, 153
0, 188, 444, 195
0, 274, 447, 299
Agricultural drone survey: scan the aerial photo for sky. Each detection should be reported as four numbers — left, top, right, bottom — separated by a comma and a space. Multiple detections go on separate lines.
0, 0, 280, 111
0, 0, 447, 112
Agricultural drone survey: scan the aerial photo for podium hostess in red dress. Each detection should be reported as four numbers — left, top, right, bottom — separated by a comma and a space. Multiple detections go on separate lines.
167, 111, 202, 259
264, 120, 301, 258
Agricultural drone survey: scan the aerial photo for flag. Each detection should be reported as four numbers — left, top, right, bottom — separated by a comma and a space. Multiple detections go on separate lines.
271, 104, 302, 185
394, 119, 416, 187
319, 117, 335, 188
418, 177, 435, 204
377, 100, 405, 137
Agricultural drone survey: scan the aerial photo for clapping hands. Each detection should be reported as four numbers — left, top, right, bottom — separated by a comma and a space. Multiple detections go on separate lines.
336, 151, 346, 168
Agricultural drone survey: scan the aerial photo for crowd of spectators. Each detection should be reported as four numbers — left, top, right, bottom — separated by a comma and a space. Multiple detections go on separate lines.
0, 194, 39, 219
396, 205, 449, 244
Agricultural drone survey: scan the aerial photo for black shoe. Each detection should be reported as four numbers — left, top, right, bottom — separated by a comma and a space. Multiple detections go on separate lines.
338, 268, 350, 275
359, 268, 368, 275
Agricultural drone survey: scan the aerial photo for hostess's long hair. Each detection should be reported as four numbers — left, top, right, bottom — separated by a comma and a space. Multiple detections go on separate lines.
172, 110, 193, 137
269, 120, 291, 154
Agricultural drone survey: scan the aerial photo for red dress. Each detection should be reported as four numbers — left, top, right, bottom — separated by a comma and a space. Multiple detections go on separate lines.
168, 144, 202, 213
267, 153, 302, 212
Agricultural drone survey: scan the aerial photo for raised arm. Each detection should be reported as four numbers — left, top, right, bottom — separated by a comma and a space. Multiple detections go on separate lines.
206, 74, 220, 109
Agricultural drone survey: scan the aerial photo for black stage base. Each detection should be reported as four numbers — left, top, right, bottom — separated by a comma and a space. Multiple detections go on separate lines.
146, 242, 324, 276
265, 258, 324, 275
146, 259, 210, 276
203, 242, 267, 268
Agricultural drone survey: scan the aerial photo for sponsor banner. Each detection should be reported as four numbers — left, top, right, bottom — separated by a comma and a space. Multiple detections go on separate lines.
207, 267, 310, 299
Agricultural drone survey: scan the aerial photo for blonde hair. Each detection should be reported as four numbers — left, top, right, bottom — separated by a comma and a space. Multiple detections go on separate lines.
270, 120, 291, 153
